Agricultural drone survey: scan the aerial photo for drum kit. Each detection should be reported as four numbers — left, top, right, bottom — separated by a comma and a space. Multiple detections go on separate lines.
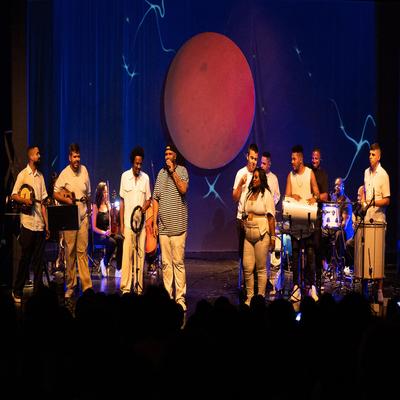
275, 196, 387, 296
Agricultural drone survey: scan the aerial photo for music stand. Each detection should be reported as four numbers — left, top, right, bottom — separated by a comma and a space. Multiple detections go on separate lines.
47, 205, 79, 231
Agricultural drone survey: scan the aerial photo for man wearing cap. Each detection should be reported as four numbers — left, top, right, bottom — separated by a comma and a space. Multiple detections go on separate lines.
152, 143, 189, 311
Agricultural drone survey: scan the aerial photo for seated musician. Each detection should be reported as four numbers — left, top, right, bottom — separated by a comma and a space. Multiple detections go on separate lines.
91, 182, 123, 277
330, 177, 353, 272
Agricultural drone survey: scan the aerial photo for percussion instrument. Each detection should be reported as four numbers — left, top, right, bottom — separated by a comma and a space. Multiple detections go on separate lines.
354, 222, 386, 279
130, 205, 145, 233
282, 197, 317, 237
321, 202, 340, 229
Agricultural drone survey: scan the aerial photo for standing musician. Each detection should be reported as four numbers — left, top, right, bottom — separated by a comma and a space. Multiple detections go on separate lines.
285, 145, 320, 302
260, 151, 281, 295
152, 143, 189, 311
53, 143, 92, 298
119, 146, 151, 295
232, 143, 259, 290
11, 145, 50, 303
309, 147, 329, 291
362, 143, 390, 302
91, 182, 123, 278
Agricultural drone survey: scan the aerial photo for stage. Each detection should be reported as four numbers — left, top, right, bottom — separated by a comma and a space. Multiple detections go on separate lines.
16, 251, 400, 317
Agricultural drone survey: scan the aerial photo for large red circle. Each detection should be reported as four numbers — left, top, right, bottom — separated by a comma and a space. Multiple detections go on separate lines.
164, 32, 255, 169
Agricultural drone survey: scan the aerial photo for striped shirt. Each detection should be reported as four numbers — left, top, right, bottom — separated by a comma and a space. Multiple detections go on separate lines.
153, 165, 188, 236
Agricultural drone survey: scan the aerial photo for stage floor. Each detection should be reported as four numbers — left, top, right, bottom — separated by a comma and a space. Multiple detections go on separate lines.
16, 255, 400, 317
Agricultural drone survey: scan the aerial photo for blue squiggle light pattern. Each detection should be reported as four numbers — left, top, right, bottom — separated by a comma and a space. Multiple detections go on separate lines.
330, 98, 375, 181
203, 174, 225, 206
123, 0, 174, 79
293, 40, 312, 78
122, 55, 139, 79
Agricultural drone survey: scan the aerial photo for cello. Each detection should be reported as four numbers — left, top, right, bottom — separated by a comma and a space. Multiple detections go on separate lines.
145, 160, 157, 257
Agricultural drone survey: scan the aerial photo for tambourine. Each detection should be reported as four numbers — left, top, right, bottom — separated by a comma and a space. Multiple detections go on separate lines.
130, 205, 145, 233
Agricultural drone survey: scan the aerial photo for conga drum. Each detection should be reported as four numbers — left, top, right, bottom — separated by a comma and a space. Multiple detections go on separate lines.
354, 222, 386, 279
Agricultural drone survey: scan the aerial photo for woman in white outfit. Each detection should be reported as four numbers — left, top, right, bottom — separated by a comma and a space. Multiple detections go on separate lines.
242, 168, 276, 305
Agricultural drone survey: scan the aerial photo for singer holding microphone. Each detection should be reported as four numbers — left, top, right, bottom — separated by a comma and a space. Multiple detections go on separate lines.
362, 143, 390, 302
152, 143, 189, 312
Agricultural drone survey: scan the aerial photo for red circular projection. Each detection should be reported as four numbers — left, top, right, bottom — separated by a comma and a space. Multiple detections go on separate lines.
164, 32, 255, 169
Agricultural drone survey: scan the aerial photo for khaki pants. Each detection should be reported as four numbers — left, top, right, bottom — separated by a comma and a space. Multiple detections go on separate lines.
243, 227, 270, 305
63, 217, 92, 292
159, 232, 187, 310
121, 226, 146, 294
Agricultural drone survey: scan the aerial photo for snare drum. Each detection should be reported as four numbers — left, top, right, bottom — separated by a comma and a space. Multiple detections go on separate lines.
322, 202, 340, 229
354, 223, 386, 279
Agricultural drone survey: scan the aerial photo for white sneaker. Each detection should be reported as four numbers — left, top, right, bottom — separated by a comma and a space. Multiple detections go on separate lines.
344, 266, 351, 276
309, 285, 319, 302
100, 259, 108, 278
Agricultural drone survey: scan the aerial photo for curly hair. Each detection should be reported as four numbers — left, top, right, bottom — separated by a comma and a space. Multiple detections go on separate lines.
246, 167, 271, 200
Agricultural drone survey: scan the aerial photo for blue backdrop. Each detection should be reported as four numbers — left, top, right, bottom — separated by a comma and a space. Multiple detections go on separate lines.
28, 0, 377, 252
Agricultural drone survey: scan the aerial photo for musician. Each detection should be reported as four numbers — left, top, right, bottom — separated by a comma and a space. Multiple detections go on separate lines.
260, 151, 280, 206
153, 143, 189, 311
329, 177, 354, 270
260, 151, 280, 295
119, 146, 151, 295
232, 143, 258, 290
331, 178, 353, 239
242, 168, 276, 305
362, 143, 390, 302
285, 145, 320, 302
310, 148, 329, 291
91, 182, 123, 278
11, 146, 49, 303
54, 143, 92, 298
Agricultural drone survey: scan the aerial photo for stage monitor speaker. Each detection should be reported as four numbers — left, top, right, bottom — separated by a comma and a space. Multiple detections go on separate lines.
47, 205, 79, 231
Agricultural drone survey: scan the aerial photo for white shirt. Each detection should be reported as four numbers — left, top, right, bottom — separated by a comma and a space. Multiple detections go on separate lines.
119, 169, 151, 228
266, 171, 280, 206
364, 163, 390, 223
243, 189, 275, 236
233, 166, 254, 219
12, 165, 48, 231
54, 165, 91, 223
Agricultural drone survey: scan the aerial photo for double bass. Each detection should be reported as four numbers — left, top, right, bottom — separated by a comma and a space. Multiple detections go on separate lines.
145, 201, 157, 257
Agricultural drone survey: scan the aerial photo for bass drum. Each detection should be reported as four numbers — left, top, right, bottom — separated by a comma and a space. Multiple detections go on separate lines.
354, 223, 386, 279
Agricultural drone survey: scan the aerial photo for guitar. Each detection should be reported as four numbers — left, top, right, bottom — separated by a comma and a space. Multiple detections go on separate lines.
58, 187, 89, 205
